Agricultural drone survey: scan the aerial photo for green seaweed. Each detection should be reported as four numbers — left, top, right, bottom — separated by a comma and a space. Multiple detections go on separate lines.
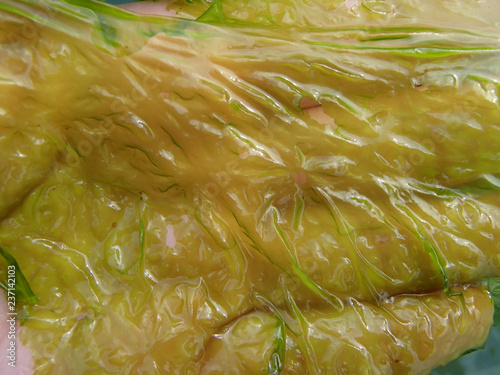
139, 217, 145, 264
268, 318, 286, 375
194, 205, 237, 250
196, 0, 226, 24
415, 174, 500, 199
420, 238, 454, 296
272, 208, 343, 310
292, 193, 304, 231
0, 247, 39, 306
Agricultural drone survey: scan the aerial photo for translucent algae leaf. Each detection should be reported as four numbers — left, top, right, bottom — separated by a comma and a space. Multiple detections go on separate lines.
0, 0, 499, 374
0, 247, 39, 306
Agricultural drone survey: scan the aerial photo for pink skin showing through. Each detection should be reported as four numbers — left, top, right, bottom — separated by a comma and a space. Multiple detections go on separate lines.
0, 291, 34, 375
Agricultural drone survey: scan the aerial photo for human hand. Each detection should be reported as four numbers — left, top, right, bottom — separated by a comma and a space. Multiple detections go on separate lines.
0, 0, 499, 374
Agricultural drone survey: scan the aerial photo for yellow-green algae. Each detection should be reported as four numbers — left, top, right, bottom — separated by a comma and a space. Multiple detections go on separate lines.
0, 0, 499, 373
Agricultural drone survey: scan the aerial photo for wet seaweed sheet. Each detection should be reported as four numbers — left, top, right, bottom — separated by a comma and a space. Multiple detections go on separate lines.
0, 0, 499, 374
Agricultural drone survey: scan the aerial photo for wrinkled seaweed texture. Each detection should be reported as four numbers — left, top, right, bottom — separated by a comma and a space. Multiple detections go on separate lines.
0, 0, 500, 374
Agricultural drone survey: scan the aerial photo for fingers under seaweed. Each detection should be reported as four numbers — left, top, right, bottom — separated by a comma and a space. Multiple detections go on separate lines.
200, 286, 493, 374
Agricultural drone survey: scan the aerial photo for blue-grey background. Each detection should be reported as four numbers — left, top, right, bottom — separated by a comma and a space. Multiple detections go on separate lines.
429, 326, 500, 375
98, 1, 500, 373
